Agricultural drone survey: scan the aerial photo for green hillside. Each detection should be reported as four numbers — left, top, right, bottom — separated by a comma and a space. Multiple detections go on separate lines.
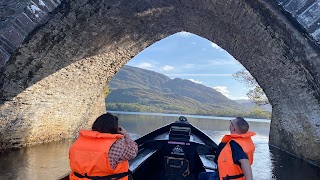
106, 65, 271, 118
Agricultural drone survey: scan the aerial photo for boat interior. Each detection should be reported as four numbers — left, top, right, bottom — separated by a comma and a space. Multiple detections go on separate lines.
59, 118, 218, 180
129, 119, 218, 180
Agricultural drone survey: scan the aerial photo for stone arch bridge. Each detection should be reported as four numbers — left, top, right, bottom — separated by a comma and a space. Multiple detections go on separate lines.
0, 0, 320, 166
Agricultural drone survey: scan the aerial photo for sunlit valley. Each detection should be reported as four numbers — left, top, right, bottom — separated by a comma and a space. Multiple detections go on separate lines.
106, 33, 271, 119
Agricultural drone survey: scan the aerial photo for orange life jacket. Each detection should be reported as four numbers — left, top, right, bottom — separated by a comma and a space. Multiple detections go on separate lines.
217, 131, 255, 180
69, 130, 129, 180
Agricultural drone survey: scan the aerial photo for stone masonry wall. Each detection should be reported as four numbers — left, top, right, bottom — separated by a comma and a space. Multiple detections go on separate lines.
0, 0, 319, 167
0, 0, 63, 68
275, 0, 320, 44
1, 0, 319, 71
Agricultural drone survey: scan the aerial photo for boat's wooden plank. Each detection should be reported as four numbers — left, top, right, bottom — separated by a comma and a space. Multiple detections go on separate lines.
129, 148, 158, 172
199, 155, 217, 172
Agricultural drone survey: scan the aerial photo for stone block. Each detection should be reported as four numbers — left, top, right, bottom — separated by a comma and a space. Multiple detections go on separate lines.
40, 0, 57, 12
0, 47, 10, 67
0, 36, 15, 54
51, 0, 62, 6
297, 1, 320, 28
24, 2, 47, 23
15, 12, 37, 33
32, 0, 50, 12
283, 0, 310, 15
276, 0, 291, 5
23, 5, 41, 23
311, 28, 320, 42
1, 25, 25, 48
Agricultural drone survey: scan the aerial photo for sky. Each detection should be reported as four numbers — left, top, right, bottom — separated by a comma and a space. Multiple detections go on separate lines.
126, 31, 250, 100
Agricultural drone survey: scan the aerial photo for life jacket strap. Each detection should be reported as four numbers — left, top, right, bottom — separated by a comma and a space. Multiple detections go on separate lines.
222, 173, 244, 180
74, 171, 131, 180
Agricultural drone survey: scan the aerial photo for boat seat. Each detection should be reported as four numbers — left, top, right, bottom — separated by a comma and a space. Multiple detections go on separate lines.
168, 126, 191, 141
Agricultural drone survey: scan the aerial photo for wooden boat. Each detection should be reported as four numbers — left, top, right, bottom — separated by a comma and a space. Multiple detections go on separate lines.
60, 116, 218, 180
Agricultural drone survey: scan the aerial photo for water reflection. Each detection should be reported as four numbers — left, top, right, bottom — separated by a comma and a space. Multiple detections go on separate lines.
0, 139, 73, 180
270, 146, 320, 180
0, 112, 319, 180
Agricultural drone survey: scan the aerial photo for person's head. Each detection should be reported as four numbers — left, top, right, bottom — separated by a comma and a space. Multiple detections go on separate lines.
92, 113, 119, 134
229, 117, 249, 134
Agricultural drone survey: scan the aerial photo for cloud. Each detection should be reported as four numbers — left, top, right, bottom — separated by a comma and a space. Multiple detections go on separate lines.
162, 65, 175, 71
229, 96, 250, 100
188, 79, 203, 84
208, 59, 238, 66
213, 86, 230, 98
210, 42, 223, 51
212, 87, 250, 100
176, 31, 192, 37
166, 73, 233, 77
135, 62, 154, 69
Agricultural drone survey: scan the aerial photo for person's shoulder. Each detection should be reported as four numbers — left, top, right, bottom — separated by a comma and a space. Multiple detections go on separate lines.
229, 140, 238, 145
230, 140, 243, 151
110, 138, 126, 151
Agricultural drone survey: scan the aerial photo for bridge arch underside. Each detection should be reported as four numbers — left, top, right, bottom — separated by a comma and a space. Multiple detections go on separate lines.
0, 0, 320, 166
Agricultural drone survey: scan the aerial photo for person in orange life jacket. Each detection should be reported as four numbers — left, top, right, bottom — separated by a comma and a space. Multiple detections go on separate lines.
198, 117, 255, 180
68, 113, 138, 180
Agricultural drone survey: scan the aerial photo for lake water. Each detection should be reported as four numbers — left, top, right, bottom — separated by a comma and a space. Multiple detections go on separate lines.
0, 112, 319, 180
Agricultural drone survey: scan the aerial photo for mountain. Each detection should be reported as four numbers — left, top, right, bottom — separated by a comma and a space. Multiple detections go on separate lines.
106, 65, 252, 117
234, 100, 272, 112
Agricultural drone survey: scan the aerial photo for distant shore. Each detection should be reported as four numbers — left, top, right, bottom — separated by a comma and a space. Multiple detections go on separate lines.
107, 110, 271, 122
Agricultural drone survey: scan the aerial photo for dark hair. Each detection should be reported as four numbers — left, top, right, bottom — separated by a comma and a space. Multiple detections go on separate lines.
92, 113, 119, 134
234, 117, 249, 134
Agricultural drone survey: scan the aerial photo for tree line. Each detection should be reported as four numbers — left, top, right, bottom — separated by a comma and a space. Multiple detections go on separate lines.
106, 103, 271, 119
